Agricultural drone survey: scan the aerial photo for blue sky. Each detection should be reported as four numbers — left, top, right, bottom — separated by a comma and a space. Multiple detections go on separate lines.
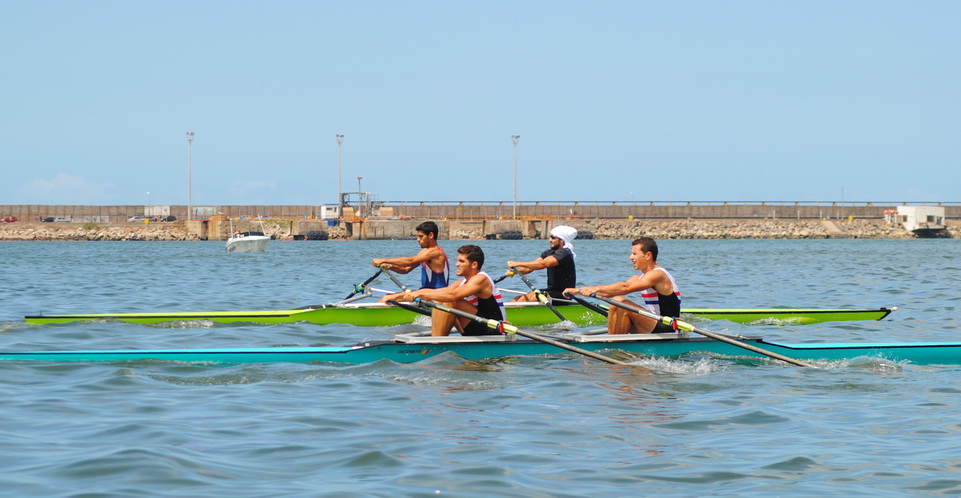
2, 1, 958, 206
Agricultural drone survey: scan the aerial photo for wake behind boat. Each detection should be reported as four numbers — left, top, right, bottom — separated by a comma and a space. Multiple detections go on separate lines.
0, 330, 954, 365
24, 301, 896, 327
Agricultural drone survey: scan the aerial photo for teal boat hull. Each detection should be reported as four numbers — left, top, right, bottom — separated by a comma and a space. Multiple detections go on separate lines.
0, 336, 957, 365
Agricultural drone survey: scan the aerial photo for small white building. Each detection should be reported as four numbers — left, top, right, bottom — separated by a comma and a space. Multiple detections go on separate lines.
896, 205, 947, 236
318, 204, 341, 220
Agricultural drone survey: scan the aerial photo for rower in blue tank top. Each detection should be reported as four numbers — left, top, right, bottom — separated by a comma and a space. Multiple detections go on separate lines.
421, 254, 450, 289
372, 221, 449, 302
389, 244, 504, 337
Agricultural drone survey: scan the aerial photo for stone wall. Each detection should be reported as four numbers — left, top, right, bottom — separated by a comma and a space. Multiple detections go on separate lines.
0, 222, 201, 241
2, 218, 956, 241
4, 202, 960, 222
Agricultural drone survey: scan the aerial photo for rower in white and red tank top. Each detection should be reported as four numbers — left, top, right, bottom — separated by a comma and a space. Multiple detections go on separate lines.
638, 267, 681, 318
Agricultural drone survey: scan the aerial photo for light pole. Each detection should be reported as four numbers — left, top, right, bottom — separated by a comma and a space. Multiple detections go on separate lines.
336, 134, 344, 212
357, 176, 364, 218
146, 192, 150, 215
186, 131, 195, 221
511, 135, 520, 219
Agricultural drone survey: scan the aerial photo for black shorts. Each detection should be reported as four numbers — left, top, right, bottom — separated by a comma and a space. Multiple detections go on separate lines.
651, 320, 679, 334
463, 320, 494, 336
542, 289, 571, 300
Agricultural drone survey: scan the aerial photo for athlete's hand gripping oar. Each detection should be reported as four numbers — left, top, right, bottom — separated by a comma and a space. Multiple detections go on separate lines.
565, 293, 609, 318
343, 269, 383, 300
589, 294, 819, 368
414, 298, 633, 367
509, 267, 567, 322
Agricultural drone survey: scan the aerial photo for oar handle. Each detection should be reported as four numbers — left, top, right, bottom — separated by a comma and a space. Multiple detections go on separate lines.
589, 294, 819, 369
415, 298, 629, 366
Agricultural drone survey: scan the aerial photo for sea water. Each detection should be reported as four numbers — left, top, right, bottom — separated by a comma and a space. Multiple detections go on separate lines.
1, 238, 960, 496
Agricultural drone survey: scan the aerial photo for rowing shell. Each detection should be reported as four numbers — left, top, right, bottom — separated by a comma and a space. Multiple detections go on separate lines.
24, 302, 896, 327
0, 331, 953, 365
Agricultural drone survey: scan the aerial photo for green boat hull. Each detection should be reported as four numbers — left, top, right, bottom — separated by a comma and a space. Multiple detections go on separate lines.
24, 304, 895, 327
0, 335, 955, 365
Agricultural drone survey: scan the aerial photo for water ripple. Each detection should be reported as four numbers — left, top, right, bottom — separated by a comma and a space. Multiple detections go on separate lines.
1, 240, 961, 495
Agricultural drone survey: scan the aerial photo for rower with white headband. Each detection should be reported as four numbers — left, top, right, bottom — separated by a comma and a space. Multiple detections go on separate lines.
505, 225, 578, 302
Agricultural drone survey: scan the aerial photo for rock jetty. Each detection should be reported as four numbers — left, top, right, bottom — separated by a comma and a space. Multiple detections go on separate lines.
0, 223, 201, 241
1, 218, 955, 241
560, 218, 949, 240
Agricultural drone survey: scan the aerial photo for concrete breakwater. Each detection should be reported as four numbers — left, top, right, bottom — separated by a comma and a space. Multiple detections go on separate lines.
0, 223, 203, 241
450, 218, 955, 239
566, 218, 951, 239
1, 218, 955, 241
0, 220, 346, 242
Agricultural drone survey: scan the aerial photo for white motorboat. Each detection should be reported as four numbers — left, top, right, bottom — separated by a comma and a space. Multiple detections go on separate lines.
226, 221, 271, 253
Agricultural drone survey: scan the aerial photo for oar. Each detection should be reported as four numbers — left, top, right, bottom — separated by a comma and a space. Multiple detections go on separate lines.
379, 266, 413, 293
566, 293, 609, 318
493, 272, 513, 284
390, 299, 433, 317
375, 267, 434, 317
344, 269, 383, 299
509, 267, 567, 322
413, 298, 632, 367
589, 294, 819, 368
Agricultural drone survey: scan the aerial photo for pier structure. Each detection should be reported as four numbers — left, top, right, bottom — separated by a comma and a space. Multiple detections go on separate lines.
2, 201, 959, 241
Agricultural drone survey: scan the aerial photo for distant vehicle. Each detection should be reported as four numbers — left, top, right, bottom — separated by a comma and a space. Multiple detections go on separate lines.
162, 215, 177, 222
127, 216, 146, 222
41, 217, 55, 222
54, 217, 69, 222
1, 216, 17, 223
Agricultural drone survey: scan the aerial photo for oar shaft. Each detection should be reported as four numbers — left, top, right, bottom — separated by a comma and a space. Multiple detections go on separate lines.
417, 299, 629, 366
591, 295, 818, 368
388, 300, 432, 317
380, 267, 413, 293
510, 267, 567, 321
567, 294, 609, 317
344, 269, 383, 299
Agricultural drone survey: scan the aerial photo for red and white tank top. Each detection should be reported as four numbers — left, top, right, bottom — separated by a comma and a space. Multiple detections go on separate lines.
461, 272, 506, 321
637, 267, 681, 317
